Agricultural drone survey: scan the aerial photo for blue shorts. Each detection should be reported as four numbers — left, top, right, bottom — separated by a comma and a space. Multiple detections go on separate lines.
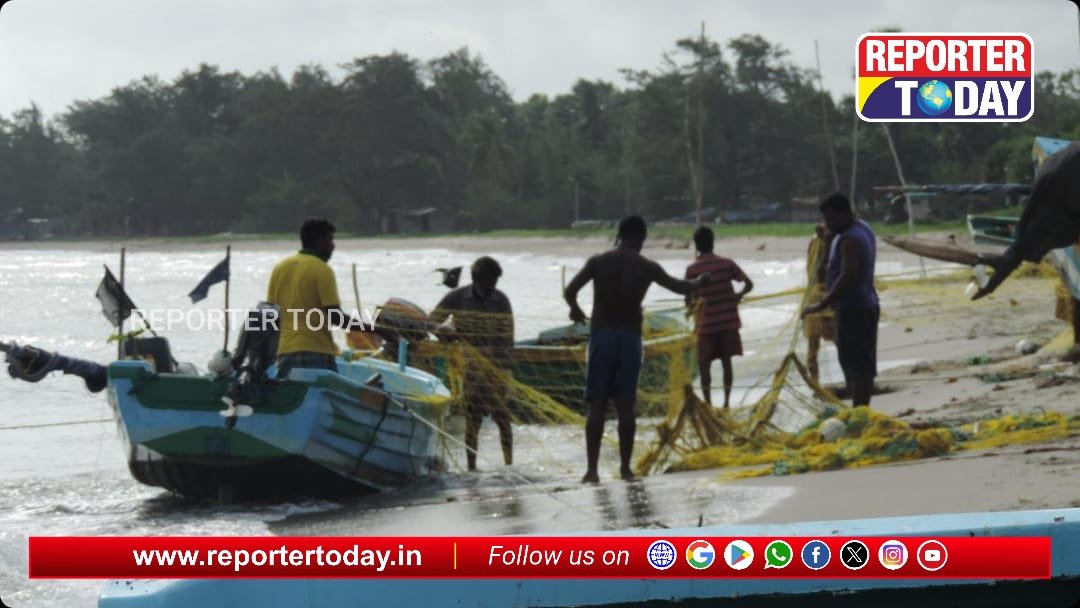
585, 329, 644, 403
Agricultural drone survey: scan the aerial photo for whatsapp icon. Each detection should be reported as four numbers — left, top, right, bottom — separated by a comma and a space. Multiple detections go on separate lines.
764, 540, 793, 569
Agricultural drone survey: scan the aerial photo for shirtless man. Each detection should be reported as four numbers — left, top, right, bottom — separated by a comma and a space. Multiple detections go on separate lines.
564, 216, 710, 483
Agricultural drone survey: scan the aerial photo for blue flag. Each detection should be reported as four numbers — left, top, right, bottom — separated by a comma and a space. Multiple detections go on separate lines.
188, 256, 230, 303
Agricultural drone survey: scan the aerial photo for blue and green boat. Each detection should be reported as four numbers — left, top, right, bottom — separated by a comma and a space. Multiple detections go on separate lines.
109, 355, 450, 501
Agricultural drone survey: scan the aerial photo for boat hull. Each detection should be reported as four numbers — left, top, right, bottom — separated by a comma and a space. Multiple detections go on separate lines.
108, 357, 449, 500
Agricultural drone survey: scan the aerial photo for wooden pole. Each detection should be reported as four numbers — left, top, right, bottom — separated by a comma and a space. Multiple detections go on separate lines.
222, 245, 231, 352
880, 124, 926, 277
117, 247, 126, 360
352, 263, 362, 313
815, 40, 841, 192
849, 100, 860, 202
695, 21, 706, 225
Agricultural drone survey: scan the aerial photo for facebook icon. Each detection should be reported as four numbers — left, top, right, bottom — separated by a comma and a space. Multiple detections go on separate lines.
801, 540, 831, 570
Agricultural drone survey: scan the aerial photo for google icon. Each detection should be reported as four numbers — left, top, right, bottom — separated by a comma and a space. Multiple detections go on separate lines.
685, 540, 716, 570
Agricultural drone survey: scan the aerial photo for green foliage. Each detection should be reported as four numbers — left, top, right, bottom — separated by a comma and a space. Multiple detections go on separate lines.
0, 34, 1074, 238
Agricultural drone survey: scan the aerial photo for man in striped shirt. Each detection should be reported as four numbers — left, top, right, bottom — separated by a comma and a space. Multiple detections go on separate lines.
685, 226, 754, 408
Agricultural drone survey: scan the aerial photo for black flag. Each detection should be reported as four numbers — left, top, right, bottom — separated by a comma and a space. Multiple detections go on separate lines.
188, 256, 230, 303
95, 267, 136, 327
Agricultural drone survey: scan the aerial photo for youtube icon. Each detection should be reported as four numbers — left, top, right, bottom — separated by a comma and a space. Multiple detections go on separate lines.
917, 540, 948, 572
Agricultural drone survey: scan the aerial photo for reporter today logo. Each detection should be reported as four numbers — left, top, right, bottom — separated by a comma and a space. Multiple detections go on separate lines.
856, 33, 1033, 122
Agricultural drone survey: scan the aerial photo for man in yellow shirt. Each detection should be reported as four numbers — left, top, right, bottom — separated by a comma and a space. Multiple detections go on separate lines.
266, 218, 355, 378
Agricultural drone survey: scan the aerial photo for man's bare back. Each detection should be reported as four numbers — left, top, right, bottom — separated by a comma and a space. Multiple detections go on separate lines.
565, 246, 705, 333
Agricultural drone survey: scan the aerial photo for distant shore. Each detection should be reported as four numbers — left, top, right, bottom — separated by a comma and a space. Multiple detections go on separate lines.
0, 222, 970, 263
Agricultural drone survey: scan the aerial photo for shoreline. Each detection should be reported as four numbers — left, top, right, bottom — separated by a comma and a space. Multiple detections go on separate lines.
0, 230, 972, 265
3, 233, 1076, 532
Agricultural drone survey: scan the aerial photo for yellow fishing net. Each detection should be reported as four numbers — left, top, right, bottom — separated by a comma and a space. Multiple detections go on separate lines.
348, 254, 1079, 478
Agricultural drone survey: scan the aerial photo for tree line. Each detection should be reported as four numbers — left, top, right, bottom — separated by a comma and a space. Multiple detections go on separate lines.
1, 32, 1077, 237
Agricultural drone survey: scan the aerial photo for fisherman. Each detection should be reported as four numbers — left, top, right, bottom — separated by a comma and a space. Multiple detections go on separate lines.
801, 194, 879, 407
684, 226, 753, 408
803, 222, 836, 383
266, 218, 361, 378
429, 256, 515, 471
564, 215, 710, 483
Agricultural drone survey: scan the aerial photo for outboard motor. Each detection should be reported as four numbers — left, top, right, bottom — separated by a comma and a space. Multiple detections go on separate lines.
231, 302, 280, 384
371, 297, 431, 364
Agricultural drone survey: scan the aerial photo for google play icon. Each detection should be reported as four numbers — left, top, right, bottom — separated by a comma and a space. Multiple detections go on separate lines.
724, 540, 755, 570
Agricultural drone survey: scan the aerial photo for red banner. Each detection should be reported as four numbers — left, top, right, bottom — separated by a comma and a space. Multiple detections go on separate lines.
28, 536, 1050, 579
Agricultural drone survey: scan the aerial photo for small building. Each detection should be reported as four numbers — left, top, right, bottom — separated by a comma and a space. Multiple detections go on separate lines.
382, 207, 455, 234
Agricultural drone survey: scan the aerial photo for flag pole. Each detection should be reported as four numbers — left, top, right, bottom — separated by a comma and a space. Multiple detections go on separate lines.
223, 245, 231, 353
117, 247, 126, 360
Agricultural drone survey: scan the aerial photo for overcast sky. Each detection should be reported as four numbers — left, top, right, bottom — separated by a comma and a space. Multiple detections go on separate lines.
0, 0, 1076, 119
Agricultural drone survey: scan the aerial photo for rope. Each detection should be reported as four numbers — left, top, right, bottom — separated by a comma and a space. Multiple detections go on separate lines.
0, 417, 114, 431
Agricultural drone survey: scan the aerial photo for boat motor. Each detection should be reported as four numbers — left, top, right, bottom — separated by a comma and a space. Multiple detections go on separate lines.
231, 302, 280, 384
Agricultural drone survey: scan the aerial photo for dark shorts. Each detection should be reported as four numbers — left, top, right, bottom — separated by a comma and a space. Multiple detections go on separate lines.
835, 306, 879, 383
277, 352, 338, 378
697, 330, 742, 365
585, 329, 643, 403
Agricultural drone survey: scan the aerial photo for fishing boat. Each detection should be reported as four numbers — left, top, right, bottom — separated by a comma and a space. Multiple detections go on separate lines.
720, 201, 784, 224
880, 234, 981, 266
510, 309, 696, 415
966, 215, 1019, 247
396, 307, 696, 418
3, 315, 451, 501
112, 355, 449, 501
97, 507, 1080, 607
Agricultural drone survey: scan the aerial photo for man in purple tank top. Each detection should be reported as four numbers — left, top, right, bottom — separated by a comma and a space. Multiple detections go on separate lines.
801, 193, 879, 407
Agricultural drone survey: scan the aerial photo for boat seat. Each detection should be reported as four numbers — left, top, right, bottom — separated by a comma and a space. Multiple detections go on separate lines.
122, 337, 175, 373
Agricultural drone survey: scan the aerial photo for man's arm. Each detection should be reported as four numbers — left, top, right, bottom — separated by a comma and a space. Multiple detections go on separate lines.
428, 291, 457, 326
684, 266, 697, 308
733, 263, 753, 302
653, 262, 709, 295
802, 237, 859, 317
317, 267, 365, 330
564, 259, 594, 323
425, 291, 460, 340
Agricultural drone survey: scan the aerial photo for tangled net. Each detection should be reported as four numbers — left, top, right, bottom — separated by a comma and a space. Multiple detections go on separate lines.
351, 253, 1079, 478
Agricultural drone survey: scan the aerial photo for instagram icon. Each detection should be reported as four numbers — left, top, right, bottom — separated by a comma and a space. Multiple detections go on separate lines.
878, 540, 908, 570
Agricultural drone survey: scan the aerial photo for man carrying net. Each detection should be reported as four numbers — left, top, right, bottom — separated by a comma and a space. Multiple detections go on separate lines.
430, 256, 515, 471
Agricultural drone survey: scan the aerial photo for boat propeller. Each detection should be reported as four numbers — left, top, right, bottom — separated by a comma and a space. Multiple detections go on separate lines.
219, 396, 254, 418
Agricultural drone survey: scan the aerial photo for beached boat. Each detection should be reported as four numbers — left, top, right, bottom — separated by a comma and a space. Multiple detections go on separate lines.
510, 310, 696, 414
360, 300, 696, 419
97, 507, 1080, 607
111, 354, 449, 501
967, 215, 1019, 247
881, 234, 980, 266
720, 201, 784, 224
3, 320, 451, 501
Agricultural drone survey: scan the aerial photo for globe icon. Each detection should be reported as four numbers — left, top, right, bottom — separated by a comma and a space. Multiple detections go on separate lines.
917, 80, 953, 116
648, 540, 677, 570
